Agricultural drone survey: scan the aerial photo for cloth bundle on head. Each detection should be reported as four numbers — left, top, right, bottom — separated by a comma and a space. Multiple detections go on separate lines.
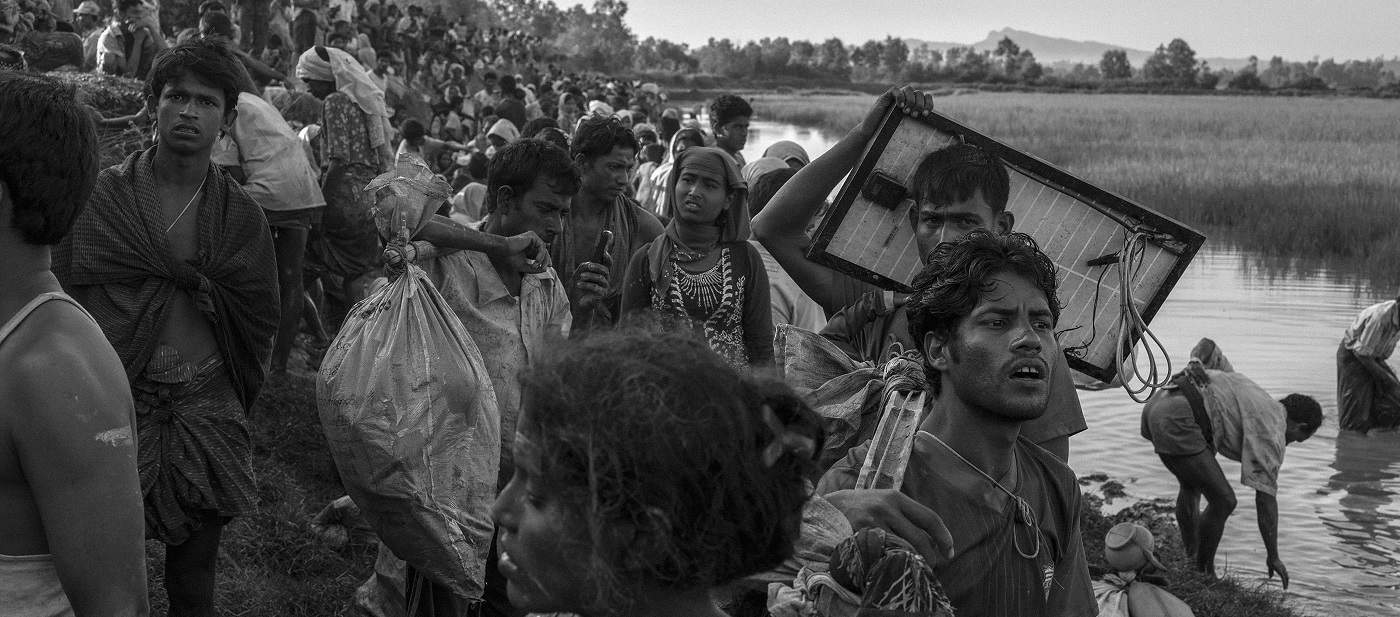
296, 45, 392, 149
763, 140, 811, 167
487, 118, 519, 143
742, 157, 789, 185
646, 146, 750, 292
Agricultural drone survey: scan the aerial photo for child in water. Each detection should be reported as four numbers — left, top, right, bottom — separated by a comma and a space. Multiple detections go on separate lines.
490, 330, 822, 617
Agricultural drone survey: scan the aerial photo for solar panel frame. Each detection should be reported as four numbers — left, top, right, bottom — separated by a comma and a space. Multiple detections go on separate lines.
807, 100, 1206, 383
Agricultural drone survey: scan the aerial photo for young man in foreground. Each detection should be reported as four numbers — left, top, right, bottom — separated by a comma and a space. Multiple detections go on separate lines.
0, 70, 148, 617
1141, 338, 1321, 587
817, 230, 1094, 616
56, 40, 280, 616
752, 86, 1085, 460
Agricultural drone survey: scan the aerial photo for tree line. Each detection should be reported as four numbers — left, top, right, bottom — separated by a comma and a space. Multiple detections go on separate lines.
467, 1, 1398, 92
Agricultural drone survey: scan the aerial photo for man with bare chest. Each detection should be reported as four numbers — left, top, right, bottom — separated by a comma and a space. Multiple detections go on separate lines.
0, 72, 148, 617
551, 114, 664, 329
55, 40, 279, 617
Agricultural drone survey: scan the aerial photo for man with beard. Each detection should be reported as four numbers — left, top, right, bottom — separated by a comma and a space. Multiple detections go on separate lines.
817, 230, 1095, 617
55, 40, 279, 616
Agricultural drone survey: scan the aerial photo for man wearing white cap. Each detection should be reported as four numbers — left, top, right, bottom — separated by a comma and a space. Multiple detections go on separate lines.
72, 0, 102, 70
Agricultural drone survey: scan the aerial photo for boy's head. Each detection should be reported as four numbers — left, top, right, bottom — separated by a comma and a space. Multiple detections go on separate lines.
197, 11, 234, 42
908, 143, 1013, 263
570, 114, 637, 203
708, 94, 751, 154
906, 230, 1061, 420
486, 139, 579, 246
496, 330, 820, 613
0, 72, 98, 245
399, 118, 425, 146
148, 40, 249, 156
1281, 394, 1322, 444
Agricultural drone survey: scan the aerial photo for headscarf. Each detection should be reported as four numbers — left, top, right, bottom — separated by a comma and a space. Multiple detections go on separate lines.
295, 45, 391, 148
587, 100, 613, 116
763, 140, 811, 167
487, 118, 519, 143
646, 147, 750, 292
742, 157, 789, 185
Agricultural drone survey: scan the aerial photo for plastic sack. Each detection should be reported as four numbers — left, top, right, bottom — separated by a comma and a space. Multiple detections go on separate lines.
317, 155, 500, 599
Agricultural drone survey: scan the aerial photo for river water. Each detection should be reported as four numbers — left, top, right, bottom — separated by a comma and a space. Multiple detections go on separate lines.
741, 121, 1400, 616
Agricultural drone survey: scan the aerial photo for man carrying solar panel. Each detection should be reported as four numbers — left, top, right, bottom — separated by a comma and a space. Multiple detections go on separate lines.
752, 86, 1087, 462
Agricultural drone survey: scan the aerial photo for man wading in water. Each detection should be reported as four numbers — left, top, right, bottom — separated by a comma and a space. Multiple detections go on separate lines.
0, 71, 149, 617
56, 40, 280, 616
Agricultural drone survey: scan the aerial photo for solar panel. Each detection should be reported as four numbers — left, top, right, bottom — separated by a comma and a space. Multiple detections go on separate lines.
808, 101, 1206, 383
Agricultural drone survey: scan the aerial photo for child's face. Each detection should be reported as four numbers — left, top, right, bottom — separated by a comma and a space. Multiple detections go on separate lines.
491, 434, 599, 613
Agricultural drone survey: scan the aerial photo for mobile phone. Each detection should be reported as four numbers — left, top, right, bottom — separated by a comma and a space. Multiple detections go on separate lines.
592, 230, 613, 263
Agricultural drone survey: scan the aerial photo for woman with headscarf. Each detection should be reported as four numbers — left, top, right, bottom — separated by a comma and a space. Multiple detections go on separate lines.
638, 126, 706, 219
483, 117, 519, 158
295, 44, 395, 325
620, 147, 773, 369
556, 90, 582, 133
762, 140, 812, 169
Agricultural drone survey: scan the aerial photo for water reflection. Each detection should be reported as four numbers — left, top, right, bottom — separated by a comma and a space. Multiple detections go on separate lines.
1322, 430, 1400, 588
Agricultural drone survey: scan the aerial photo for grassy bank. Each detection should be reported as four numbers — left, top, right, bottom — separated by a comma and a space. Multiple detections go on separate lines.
1080, 492, 1304, 617
751, 91, 1400, 290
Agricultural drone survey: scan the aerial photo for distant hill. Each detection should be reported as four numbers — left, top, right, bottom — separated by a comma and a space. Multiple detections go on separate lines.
907, 27, 1252, 71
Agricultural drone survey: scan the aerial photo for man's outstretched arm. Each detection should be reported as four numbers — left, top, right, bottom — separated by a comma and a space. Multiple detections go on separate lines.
1256, 490, 1288, 588
751, 86, 933, 314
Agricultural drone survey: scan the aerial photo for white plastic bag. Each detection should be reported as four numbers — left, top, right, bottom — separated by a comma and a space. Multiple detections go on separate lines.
318, 154, 500, 599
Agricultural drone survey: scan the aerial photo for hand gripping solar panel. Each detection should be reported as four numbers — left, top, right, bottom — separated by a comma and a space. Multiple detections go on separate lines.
807, 99, 1206, 383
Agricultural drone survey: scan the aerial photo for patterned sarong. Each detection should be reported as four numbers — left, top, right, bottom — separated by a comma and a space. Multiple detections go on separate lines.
54, 146, 279, 412
133, 345, 256, 545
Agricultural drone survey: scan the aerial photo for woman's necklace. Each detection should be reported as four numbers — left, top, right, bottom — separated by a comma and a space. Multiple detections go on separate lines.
923, 431, 1041, 560
671, 234, 716, 264
165, 176, 207, 234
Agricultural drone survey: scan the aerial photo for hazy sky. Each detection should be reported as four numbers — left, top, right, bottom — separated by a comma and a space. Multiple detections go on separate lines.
625, 0, 1398, 60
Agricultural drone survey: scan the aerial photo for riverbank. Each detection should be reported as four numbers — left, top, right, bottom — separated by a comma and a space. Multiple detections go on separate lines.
1079, 483, 1305, 617
748, 90, 1400, 291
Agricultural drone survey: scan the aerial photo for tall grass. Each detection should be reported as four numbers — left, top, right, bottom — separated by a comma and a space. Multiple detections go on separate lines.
753, 91, 1400, 289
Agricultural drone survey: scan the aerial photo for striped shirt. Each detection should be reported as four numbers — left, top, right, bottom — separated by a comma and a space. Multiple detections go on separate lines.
1343, 300, 1400, 359
819, 434, 1096, 617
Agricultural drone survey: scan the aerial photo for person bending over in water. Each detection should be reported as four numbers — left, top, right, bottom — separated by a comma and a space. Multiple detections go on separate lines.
491, 330, 822, 617
1140, 338, 1322, 587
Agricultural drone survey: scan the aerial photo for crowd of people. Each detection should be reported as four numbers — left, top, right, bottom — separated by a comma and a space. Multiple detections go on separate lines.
0, 3, 1357, 617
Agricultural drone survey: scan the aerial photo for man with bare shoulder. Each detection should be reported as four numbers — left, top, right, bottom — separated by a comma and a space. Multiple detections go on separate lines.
0, 72, 148, 617
55, 39, 280, 617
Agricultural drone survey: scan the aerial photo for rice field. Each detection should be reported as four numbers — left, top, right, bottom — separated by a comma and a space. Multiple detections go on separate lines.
752, 91, 1400, 290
